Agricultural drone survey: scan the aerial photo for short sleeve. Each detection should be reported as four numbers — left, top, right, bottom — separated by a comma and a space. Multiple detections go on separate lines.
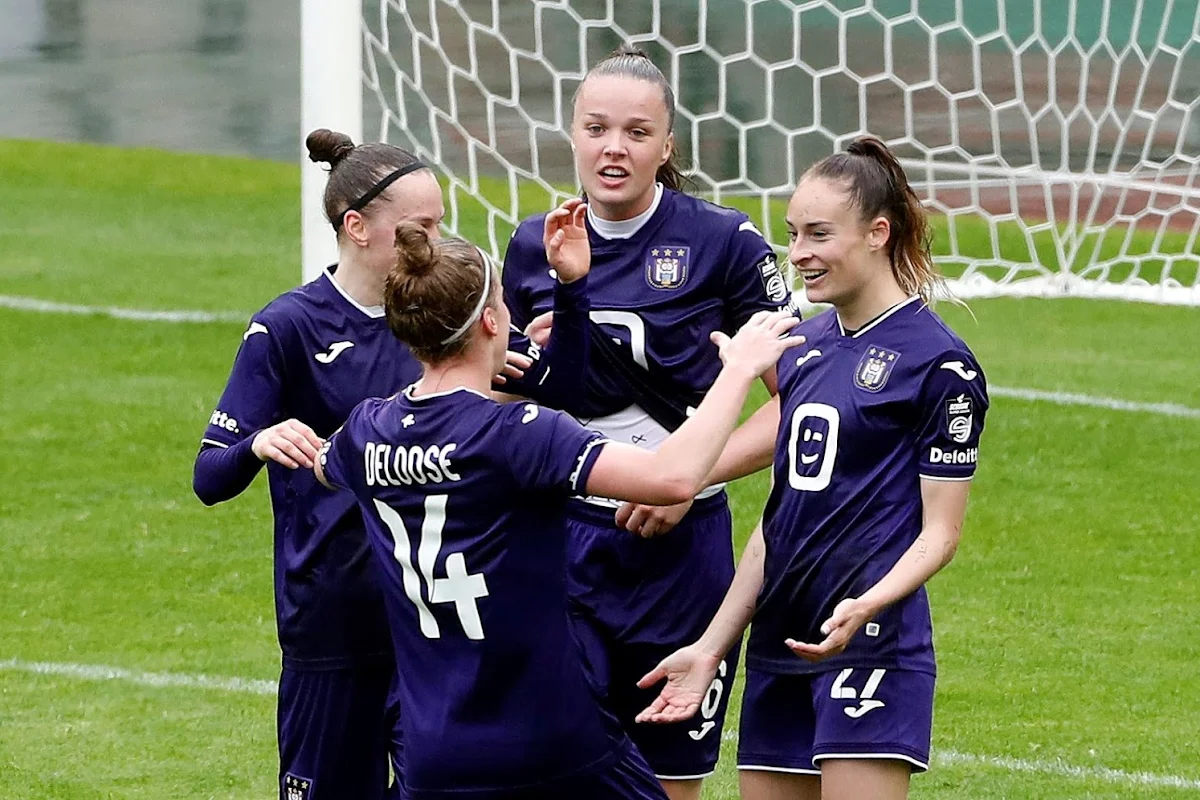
200, 315, 286, 449
502, 404, 607, 495
319, 405, 367, 493
915, 350, 990, 481
722, 218, 795, 331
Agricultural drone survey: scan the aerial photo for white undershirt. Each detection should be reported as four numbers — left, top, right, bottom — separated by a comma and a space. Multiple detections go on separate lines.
586, 183, 663, 240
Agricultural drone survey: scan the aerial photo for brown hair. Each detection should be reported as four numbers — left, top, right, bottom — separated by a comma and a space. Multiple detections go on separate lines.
384, 222, 498, 363
806, 135, 941, 302
306, 128, 427, 232
574, 44, 689, 192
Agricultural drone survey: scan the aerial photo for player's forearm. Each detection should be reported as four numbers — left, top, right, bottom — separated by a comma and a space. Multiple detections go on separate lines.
703, 396, 780, 486
192, 437, 265, 506
697, 523, 765, 659
858, 523, 961, 617
649, 365, 758, 498
495, 277, 590, 410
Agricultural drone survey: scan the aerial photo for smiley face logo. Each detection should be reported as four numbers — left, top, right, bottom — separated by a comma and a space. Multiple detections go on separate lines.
798, 423, 827, 466
788, 403, 841, 492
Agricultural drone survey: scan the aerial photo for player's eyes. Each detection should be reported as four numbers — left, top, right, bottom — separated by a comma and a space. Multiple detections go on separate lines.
586, 124, 604, 135
629, 129, 648, 139
786, 230, 797, 242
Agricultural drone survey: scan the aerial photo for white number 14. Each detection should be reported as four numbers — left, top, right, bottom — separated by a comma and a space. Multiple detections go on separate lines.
373, 495, 490, 640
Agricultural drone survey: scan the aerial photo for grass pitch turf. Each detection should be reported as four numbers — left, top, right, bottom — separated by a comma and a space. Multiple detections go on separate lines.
1, 140, 1198, 799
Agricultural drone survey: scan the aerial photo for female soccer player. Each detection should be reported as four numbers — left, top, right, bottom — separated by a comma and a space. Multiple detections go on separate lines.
315, 215, 802, 799
501, 46, 793, 798
192, 129, 591, 800
636, 136, 990, 800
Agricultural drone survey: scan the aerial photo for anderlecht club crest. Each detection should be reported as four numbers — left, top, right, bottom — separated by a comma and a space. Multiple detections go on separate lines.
646, 246, 690, 290
854, 346, 901, 392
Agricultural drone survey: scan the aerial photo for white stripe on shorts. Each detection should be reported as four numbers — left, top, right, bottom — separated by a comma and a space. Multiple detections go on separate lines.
653, 770, 715, 781
813, 752, 930, 771
737, 764, 822, 775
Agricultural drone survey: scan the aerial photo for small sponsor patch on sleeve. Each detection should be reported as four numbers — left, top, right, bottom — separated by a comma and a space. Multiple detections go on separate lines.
945, 394, 974, 443
756, 254, 790, 304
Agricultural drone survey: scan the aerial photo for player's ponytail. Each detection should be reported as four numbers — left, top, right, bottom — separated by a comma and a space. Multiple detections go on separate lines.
576, 44, 691, 193
808, 135, 942, 303
385, 222, 498, 363
306, 128, 430, 235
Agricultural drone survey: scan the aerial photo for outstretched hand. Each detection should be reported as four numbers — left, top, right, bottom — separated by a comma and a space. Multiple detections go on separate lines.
543, 198, 590, 283
712, 309, 804, 379
634, 644, 721, 725
785, 597, 874, 663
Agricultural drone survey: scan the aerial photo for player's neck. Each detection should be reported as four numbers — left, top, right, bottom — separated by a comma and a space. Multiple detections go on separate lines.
331, 255, 387, 308
411, 356, 493, 399
836, 276, 910, 332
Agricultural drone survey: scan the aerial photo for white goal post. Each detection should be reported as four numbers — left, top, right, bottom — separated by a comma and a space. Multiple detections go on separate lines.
301, 0, 1200, 305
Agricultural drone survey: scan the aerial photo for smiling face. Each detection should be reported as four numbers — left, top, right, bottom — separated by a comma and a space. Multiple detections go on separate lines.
570, 74, 673, 221
785, 176, 893, 311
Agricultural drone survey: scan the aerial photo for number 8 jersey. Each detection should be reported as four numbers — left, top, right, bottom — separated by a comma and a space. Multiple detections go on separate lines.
320, 386, 629, 797
749, 297, 990, 676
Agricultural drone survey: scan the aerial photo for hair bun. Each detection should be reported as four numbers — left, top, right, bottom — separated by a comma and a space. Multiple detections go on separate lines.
610, 43, 650, 60
306, 128, 356, 168
393, 221, 437, 278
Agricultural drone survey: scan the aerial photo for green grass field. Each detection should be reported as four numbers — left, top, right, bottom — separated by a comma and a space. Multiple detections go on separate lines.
1, 140, 1199, 799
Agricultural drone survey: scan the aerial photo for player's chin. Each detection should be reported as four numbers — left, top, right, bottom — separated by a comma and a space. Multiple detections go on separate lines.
799, 281, 833, 306
585, 181, 641, 209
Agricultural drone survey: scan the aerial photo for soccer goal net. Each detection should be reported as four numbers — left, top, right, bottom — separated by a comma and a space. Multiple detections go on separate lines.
307, 0, 1200, 305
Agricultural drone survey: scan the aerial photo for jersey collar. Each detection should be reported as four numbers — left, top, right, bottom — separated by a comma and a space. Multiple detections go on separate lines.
323, 265, 385, 319
403, 384, 490, 402
837, 295, 922, 338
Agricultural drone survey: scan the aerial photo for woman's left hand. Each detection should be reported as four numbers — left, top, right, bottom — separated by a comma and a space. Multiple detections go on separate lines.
785, 597, 875, 663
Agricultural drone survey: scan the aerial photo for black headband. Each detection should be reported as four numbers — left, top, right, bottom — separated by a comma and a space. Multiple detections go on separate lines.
333, 161, 429, 231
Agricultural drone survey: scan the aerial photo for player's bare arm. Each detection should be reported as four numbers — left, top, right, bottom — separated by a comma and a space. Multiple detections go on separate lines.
636, 521, 768, 723
786, 478, 970, 663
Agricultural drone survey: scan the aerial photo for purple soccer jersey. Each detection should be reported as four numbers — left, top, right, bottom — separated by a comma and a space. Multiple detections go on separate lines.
320, 387, 635, 795
748, 297, 989, 676
196, 268, 422, 667
503, 187, 793, 422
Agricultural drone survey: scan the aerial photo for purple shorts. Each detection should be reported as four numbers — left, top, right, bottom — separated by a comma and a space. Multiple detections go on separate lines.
278, 663, 396, 800
566, 495, 738, 779
737, 667, 935, 774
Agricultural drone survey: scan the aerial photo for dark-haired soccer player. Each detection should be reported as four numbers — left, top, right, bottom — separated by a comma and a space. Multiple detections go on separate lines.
502, 46, 794, 800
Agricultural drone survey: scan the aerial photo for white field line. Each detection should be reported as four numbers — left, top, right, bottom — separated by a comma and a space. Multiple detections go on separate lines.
0, 295, 247, 324
3, 657, 1198, 792
990, 386, 1200, 419
4, 294, 1199, 422
0, 658, 276, 695
719, 730, 1200, 790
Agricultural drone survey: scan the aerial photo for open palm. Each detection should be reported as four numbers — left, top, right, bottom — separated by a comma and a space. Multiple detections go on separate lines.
634, 644, 721, 725
543, 197, 590, 283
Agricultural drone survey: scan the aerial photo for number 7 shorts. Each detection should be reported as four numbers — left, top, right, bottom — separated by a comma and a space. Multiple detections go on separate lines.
736, 666, 934, 774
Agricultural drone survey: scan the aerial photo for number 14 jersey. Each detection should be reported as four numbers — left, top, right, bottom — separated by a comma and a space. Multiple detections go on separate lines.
320, 387, 625, 796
